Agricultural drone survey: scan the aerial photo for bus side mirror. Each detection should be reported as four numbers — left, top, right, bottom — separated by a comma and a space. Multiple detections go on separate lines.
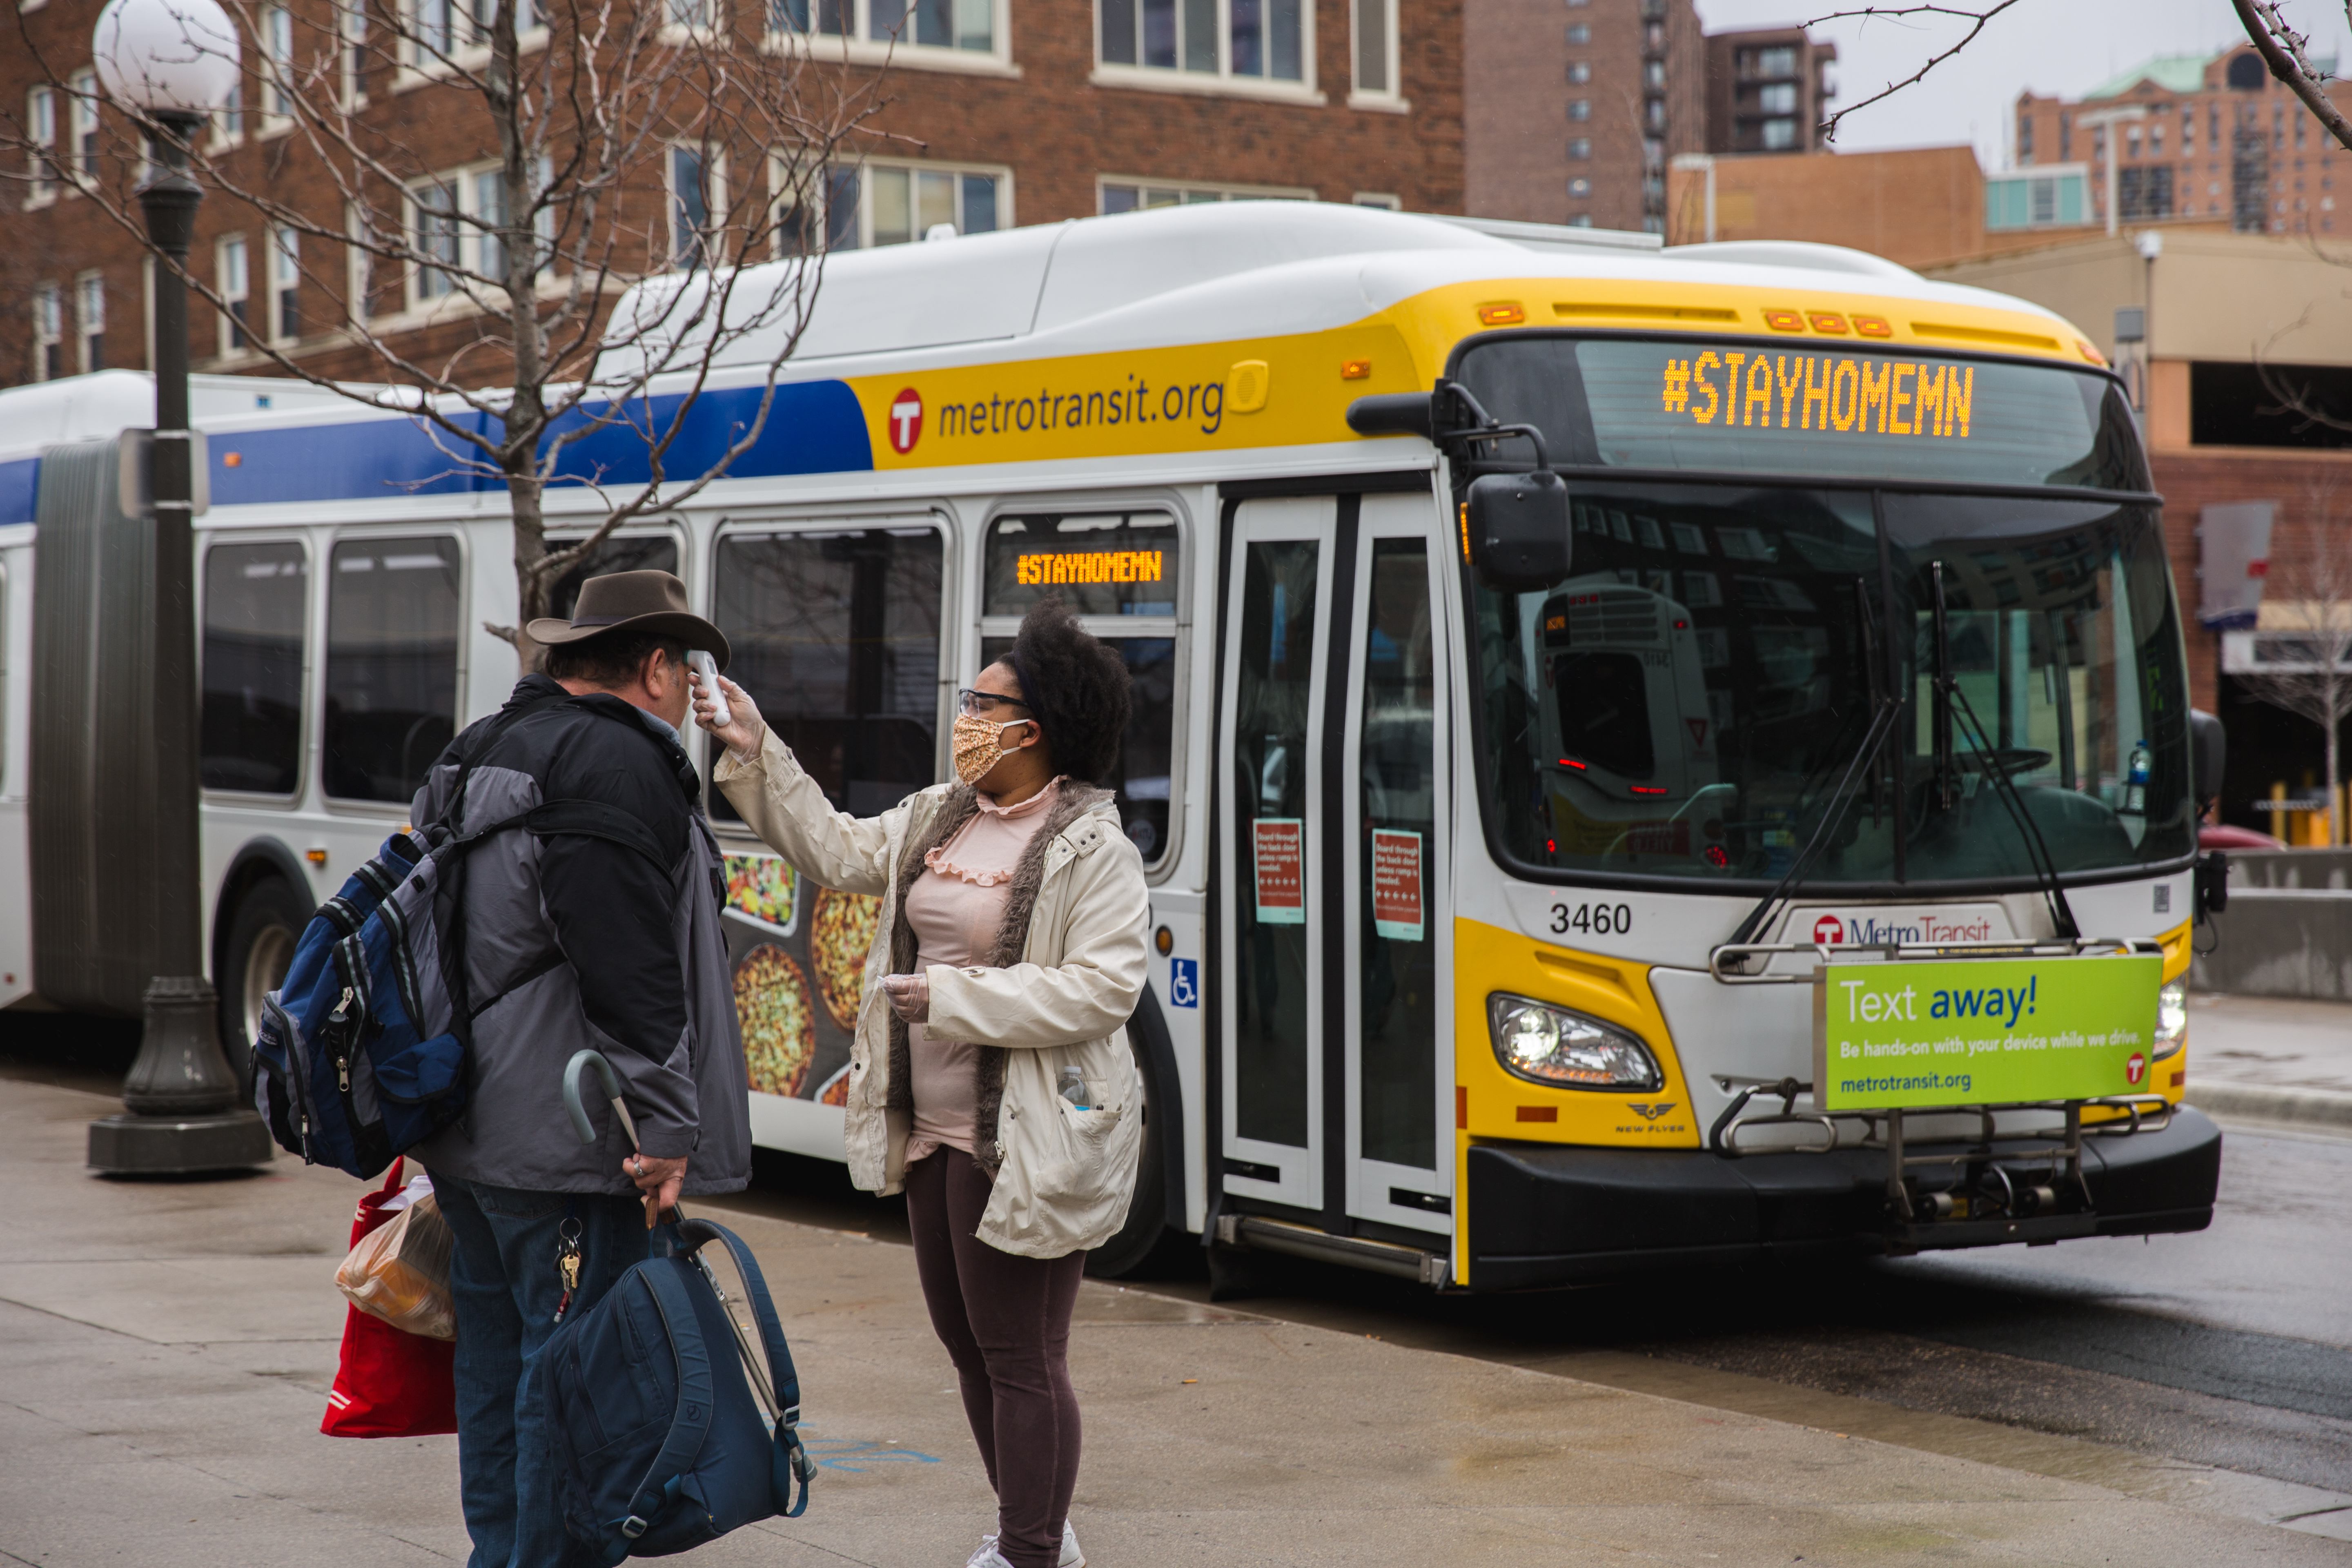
1465, 471, 1572, 593
1345, 393, 1434, 439
2190, 708, 2225, 811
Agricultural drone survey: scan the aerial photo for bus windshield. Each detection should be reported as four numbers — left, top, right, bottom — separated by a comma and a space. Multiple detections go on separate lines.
1467, 481, 2194, 886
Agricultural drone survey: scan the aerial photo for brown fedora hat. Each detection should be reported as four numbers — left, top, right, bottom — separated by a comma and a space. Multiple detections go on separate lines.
525, 570, 731, 670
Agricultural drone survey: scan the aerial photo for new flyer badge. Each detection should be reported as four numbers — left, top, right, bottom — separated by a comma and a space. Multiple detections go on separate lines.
1370, 829, 1423, 942
1253, 819, 1305, 925
1812, 952, 2162, 1111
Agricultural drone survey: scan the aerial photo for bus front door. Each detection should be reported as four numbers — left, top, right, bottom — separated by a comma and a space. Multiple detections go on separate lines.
1217, 492, 1452, 1240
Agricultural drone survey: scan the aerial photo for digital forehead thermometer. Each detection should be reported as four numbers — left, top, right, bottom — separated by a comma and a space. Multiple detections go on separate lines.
690, 650, 730, 727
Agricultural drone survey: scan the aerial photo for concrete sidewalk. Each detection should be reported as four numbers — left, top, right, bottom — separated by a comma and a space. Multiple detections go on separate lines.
2185, 992, 2352, 1133
3, 1073, 2348, 1568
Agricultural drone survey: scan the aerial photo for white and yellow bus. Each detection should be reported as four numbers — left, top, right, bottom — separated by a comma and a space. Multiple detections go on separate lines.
0, 202, 2220, 1286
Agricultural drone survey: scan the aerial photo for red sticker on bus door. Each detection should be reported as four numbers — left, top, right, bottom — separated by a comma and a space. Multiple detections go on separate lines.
1253, 819, 1305, 924
1371, 829, 1424, 942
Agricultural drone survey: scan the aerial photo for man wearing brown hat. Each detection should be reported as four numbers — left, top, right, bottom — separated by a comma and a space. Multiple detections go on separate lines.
412, 570, 751, 1568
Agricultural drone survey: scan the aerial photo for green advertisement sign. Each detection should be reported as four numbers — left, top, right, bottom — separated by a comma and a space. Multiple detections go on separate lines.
1812, 953, 2163, 1110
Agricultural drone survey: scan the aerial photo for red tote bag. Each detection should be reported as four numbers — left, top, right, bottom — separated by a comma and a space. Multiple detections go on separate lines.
322, 1159, 459, 1438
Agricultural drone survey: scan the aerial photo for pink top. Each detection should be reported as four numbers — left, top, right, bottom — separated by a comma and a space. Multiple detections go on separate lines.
903, 780, 1061, 1162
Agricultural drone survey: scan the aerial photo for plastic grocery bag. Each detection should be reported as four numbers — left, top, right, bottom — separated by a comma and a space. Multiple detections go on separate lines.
323, 1159, 457, 1438
336, 1173, 457, 1340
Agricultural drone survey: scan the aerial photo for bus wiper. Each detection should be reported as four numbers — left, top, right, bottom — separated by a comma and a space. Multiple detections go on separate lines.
1726, 692, 1902, 948
1927, 561, 2081, 941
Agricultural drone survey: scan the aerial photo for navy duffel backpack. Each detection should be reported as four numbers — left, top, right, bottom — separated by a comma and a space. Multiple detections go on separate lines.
543, 1217, 814, 1561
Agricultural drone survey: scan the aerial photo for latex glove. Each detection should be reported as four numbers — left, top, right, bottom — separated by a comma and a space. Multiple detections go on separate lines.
882, 973, 929, 1023
689, 668, 765, 761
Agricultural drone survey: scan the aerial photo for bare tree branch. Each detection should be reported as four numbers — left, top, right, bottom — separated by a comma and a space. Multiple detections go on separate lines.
2232, 476, 2352, 846
1803, 1, 2025, 143
2230, 0, 2352, 154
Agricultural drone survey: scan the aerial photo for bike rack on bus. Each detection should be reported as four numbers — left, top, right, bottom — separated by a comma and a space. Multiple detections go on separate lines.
1697, 936, 2174, 1250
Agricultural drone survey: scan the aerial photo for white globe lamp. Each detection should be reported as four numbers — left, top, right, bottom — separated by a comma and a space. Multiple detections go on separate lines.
91, 0, 241, 116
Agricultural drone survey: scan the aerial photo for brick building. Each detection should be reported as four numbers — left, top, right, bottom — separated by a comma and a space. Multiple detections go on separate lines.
1465, 0, 1703, 234
2014, 42, 2352, 234
1930, 230, 2352, 833
6, 0, 1486, 387
1702, 23, 1832, 155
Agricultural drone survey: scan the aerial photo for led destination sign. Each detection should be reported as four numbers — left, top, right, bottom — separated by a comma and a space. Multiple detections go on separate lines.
1660, 351, 1975, 438
1014, 548, 1166, 588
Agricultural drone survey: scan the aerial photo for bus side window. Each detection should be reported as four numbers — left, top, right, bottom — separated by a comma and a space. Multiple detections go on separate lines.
709, 527, 945, 818
201, 540, 309, 797
544, 533, 681, 619
323, 536, 462, 805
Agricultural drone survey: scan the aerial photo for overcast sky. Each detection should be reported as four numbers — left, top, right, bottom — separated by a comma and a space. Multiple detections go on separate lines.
1692, 0, 2352, 168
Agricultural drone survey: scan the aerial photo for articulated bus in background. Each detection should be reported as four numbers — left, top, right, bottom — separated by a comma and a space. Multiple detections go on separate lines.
0, 203, 2221, 1286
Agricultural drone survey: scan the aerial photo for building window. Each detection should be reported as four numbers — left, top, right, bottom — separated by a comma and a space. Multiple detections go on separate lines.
1352, 191, 1401, 209
1568, 98, 1590, 121
1758, 81, 1794, 114
26, 87, 58, 203
668, 145, 719, 268
1352, 0, 1396, 98
1985, 167, 2089, 229
2019, 114, 2034, 159
1566, 60, 1588, 84
1568, 214, 1593, 228
1099, 175, 1311, 212
271, 226, 299, 342
1757, 45, 1795, 77
1762, 117, 1796, 150
69, 71, 99, 181
344, 0, 369, 101
411, 0, 542, 65
1644, 96, 1665, 131
214, 60, 244, 146
1566, 21, 1587, 43
1568, 176, 1590, 198
218, 236, 251, 354
770, 160, 859, 255
32, 285, 64, 381
1097, 0, 1305, 85
76, 272, 104, 372
1568, 138, 1591, 160
410, 180, 460, 300
771, 0, 998, 57
1644, 58, 1664, 89
826, 159, 1008, 246
264, 5, 294, 122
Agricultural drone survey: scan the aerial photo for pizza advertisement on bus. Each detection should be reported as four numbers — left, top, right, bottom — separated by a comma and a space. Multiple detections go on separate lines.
720, 853, 871, 1107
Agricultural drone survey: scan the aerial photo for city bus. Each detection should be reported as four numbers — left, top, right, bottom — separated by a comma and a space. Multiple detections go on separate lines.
0, 200, 2220, 1287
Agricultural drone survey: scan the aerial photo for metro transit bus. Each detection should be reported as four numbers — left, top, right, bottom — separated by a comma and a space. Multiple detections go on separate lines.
0, 201, 2219, 1287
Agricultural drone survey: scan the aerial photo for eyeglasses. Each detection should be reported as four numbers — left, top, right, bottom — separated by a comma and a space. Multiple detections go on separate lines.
956, 687, 1032, 717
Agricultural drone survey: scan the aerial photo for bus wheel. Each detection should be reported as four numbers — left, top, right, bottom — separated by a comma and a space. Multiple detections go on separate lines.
217, 878, 311, 1093
1085, 1047, 1187, 1281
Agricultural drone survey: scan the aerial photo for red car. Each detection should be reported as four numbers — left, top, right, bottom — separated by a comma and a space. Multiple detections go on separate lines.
2200, 822, 2285, 851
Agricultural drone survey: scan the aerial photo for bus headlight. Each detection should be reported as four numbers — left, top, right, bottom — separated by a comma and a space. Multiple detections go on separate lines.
2152, 979, 2187, 1062
1488, 993, 1663, 1091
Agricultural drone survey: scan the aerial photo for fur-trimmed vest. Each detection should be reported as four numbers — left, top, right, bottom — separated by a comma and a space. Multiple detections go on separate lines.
883, 780, 1116, 1177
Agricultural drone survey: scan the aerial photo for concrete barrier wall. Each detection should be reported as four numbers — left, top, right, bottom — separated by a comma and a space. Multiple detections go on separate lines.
2189, 889, 2352, 999
2225, 847, 2352, 891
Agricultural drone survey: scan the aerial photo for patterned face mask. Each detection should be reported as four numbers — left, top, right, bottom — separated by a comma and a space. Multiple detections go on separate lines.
951, 711, 1032, 785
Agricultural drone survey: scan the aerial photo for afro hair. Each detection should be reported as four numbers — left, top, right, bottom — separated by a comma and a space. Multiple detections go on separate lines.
1000, 597, 1132, 786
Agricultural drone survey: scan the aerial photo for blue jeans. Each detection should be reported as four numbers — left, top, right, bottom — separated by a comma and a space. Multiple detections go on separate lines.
432, 1173, 649, 1568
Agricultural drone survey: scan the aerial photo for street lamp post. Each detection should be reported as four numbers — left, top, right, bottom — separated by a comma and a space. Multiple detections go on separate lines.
87, 0, 273, 1174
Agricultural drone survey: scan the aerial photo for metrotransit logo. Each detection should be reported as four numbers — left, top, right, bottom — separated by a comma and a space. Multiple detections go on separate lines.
888, 389, 924, 454
1806, 910, 2000, 946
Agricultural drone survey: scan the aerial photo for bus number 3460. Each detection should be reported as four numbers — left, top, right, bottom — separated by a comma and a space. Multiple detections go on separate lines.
1550, 902, 1634, 936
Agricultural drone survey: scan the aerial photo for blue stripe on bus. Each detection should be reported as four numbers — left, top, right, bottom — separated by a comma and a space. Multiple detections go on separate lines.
0, 457, 37, 526
0, 380, 875, 524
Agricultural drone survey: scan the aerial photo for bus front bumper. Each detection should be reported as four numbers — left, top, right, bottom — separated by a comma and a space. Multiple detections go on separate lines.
1463, 1106, 2222, 1290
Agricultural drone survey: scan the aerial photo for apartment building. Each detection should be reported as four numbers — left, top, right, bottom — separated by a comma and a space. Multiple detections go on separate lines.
1703, 24, 1833, 155
5, 0, 1470, 385
1465, 0, 1703, 234
2014, 43, 2352, 234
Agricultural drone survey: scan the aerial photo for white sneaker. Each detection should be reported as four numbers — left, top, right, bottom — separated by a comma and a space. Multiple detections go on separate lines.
969, 1523, 1082, 1568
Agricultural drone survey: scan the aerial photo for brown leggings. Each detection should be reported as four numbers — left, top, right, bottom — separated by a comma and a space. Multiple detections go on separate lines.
904, 1147, 1086, 1568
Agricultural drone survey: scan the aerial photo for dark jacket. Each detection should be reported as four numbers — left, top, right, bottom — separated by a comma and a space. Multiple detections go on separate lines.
411, 675, 750, 1196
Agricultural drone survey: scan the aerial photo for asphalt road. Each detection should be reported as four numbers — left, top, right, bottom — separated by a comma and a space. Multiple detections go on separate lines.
704, 1120, 2352, 1503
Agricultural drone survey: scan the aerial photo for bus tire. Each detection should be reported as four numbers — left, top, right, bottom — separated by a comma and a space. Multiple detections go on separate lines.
1085, 1042, 1183, 1280
216, 877, 312, 1094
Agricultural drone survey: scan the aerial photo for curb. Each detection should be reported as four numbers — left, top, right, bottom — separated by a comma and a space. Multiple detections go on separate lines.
2187, 1082, 2352, 1134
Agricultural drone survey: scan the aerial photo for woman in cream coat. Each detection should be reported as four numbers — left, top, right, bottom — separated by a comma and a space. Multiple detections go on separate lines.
693, 599, 1148, 1568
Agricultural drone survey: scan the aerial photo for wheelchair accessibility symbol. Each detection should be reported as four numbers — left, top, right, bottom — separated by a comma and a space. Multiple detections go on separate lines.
1169, 957, 1199, 1008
